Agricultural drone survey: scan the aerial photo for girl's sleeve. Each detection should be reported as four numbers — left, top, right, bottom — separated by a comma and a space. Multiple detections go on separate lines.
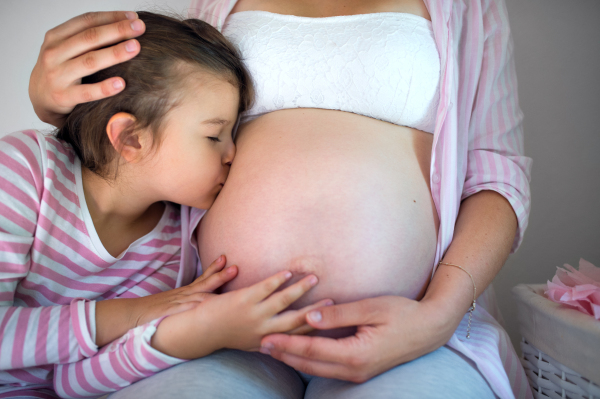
461, 0, 533, 252
0, 131, 97, 372
53, 317, 185, 398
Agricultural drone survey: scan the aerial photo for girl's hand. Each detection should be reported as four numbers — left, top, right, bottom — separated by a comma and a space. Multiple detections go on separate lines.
29, 11, 145, 127
128, 255, 238, 327
95, 255, 236, 347
259, 295, 457, 383
151, 271, 333, 359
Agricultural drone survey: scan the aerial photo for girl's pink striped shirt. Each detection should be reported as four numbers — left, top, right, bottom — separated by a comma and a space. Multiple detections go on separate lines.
187, 0, 534, 397
0, 130, 186, 398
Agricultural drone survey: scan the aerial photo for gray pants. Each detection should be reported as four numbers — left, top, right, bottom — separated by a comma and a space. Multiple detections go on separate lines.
108, 345, 496, 399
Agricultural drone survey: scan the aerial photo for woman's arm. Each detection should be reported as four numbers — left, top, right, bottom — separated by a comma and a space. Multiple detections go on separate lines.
424, 190, 517, 338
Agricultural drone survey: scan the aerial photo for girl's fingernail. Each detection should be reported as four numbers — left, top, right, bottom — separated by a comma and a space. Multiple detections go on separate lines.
131, 19, 144, 31
217, 255, 223, 263
308, 275, 318, 286
113, 79, 123, 90
284, 271, 292, 279
227, 266, 236, 274
125, 11, 138, 20
308, 311, 322, 322
263, 342, 274, 350
125, 40, 137, 52
324, 300, 334, 306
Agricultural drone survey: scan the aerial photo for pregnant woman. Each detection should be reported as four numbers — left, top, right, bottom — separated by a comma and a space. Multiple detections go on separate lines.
29, 0, 532, 397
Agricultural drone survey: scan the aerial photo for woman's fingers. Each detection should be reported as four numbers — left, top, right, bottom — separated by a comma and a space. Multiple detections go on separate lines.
303, 297, 385, 329
269, 298, 334, 333
60, 77, 125, 107
63, 38, 140, 80
261, 275, 319, 314
47, 11, 139, 43
261, 333, 357, 365
56, 39, 140, 106
56, 18, 145, 64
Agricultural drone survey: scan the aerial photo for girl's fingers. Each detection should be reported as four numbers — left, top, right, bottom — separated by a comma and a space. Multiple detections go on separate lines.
56, 18, 145, 63
193, 265, 238, 292
193, 255, 227, 282
47, 11, 139, 44
164, 301, 201, 316
286, 324, 315, 336
246, 271, 294, 302
62, 39, 140, 81
261, 275, 319, 314
180, 292, 216, 303
268, 299, 334, 333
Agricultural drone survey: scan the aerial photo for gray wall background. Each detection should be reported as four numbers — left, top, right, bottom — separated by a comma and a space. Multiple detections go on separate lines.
1, 0, 599, 352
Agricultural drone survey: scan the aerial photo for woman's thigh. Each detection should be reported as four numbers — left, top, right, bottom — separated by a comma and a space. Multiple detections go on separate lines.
304, 346, 496, 399
108, 349, 304, 399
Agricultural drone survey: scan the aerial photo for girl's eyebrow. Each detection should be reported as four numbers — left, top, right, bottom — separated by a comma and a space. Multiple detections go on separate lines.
202, 118, 230, 125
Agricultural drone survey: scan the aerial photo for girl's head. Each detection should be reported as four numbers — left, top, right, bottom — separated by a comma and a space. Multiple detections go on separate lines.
57, 11, 253, 208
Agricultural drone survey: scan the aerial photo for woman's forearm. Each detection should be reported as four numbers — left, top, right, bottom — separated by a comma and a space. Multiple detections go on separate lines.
421, 190, 518, 336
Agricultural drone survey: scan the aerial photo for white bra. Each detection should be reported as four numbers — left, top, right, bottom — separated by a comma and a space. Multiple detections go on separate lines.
223, 11, 441, 133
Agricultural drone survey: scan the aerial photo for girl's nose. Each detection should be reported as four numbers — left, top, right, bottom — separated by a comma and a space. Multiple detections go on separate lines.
223, 141, 236, 165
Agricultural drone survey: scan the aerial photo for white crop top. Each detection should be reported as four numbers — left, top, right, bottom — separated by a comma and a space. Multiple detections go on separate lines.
222, 11, 441, 133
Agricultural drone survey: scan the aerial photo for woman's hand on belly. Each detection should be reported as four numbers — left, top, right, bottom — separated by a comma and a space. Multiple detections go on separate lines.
259, 295, 453, 383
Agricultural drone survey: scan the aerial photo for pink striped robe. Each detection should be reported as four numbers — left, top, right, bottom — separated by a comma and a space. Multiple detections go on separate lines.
186, 0, 533, 397
0, 131, 189, 397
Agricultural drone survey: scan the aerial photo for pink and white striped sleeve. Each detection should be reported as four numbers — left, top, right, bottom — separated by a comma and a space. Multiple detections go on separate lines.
460, 0, 533, 252
53, 317, 185, 398
0, 131, 98, 371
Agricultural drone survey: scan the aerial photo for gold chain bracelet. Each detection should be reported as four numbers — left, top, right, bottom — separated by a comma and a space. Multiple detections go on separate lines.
438, 261, 476, 339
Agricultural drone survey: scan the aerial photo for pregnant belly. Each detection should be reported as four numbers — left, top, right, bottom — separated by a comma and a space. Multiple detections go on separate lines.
198, 109, 439, 311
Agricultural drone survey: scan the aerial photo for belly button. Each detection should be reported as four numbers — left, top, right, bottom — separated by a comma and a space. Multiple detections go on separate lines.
288, 256, 323, 277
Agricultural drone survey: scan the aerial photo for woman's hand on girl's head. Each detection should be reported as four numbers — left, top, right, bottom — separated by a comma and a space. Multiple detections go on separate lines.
150, 271, 333, 360
259, 295, 455, 383
29, 11, 145, 127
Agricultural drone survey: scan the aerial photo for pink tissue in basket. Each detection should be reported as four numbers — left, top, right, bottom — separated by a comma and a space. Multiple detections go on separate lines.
545, 258, 600, 320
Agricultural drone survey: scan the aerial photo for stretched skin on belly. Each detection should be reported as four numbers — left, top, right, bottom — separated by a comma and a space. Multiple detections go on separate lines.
198, 109, 439, 313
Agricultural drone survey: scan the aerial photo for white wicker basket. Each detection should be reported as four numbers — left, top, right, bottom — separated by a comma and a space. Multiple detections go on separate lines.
513, 284, 600, 399
521, 338, 600, 399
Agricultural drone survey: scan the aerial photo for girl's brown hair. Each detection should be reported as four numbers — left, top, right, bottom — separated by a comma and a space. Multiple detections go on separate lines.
57, 11, 253, 178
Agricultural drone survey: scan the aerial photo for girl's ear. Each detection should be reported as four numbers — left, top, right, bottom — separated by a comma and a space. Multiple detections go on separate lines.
106, 112, 144, 162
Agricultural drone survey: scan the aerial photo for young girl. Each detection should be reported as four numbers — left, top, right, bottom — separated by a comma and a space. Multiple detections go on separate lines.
0, 12, 328, 398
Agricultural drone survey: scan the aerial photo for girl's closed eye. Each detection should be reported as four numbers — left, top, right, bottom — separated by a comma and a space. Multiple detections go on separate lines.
208, 136, 222, 143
